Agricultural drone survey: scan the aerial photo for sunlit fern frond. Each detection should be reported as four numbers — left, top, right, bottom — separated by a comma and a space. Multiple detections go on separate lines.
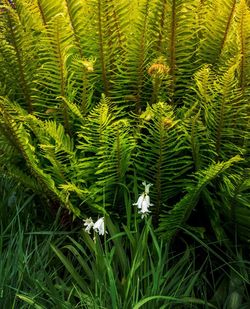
34, 0, 67, 25
199, 0, 237, 67
0, 4, 38, 112
71, 0, 130, 101
14, 0, 44, 32
93, 118, 136, 212
24, 115, 75, 186
0, 96, 81, 217
149, 0, 200, 104
77, 96, 118, 186
33, 14, 75, 133
114, 0, 154, 112
134, 102, 193, 222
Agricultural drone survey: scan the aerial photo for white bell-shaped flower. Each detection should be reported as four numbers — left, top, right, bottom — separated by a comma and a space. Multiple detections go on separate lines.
133, 192, 145, 209
93, 217, 105, 235
142, 195, 152, 211
133, 181, 153, 219
83, 217, 94, 234
139, 194, 153, 218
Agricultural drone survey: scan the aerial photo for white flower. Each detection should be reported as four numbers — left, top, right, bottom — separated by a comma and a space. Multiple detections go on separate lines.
133, 188, 153, 219
133, 192, 145, 209
139, 194, 153, 218
142, 195, 153, 211
93, 217, 105, 236
142, 181, 153, 194
83, 217, 94, 234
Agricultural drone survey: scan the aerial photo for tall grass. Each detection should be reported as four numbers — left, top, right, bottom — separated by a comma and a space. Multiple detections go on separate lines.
0, 175, 73, 308
1, 175, 249, 308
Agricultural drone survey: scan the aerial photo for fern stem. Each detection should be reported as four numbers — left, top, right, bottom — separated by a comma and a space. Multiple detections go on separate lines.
151, 76, 161, 104
169, 0, 177, 102
191, 112, 201, 171
219, 0, 237, 58
7, 13, 33, 113
1, 108, 29, 164
98, 0, 109, 95
239, 8, 246, 89
157, 0, 167, 53
81, 70, 88, 115
135, 0, 150, 112
55, 22, 70, 135
155, 125, 164, 224
215, 93, 226, 161
64, 0, 84, 58
106, 0, 123, 50
37, 0, 47, 26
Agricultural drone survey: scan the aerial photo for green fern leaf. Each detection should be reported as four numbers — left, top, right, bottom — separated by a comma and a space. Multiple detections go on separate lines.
158, 155, 243, 241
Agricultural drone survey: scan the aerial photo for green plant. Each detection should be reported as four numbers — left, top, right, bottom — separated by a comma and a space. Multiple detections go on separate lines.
0, 0, 249, 242
0, 175, 70, 308
16, 218, 250, 308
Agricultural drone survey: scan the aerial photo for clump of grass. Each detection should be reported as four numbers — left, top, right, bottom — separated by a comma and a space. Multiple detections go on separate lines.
0, 176, 72, 308
1, 176, 249, 308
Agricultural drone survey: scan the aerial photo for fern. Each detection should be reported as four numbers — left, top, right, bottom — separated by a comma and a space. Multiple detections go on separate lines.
193, 63, 248, 162
35, 0, 66, 24
199, 0, 237, 66
94, 118, 136, 213
33, 14, 74, 133
0, 0, 249, 236
157, 155, 243, 241
150, 0, 200, 103
117, 0, 153, 112
235, 0, 250, 90
0, 97, 81, 217
77, 96, 132, 210
134, 102, 193, 222
0, 3, 37, 112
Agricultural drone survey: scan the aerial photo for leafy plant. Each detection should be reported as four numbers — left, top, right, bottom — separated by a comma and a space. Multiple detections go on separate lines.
0, 0, 249, 242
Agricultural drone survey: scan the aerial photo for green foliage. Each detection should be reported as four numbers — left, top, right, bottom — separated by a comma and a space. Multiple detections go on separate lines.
0, 0, 249, 245
12, 216, 249, 308
1, 165, 249, 308
157, 155, 242, 241
0, 175, 67, 308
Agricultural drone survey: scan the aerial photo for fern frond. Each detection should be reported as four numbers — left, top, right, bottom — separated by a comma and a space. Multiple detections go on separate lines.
150, 0, 200, 103
114, 0, 153, 111
235, 0, 250, 89
77, 96, 118, 186
0, 97, 81, 217
93, 118, 136, 211
199, 0, 237, 66
0, 5, 37, 112
194, 63, 248, 162
157, 155, 243, 241
211, 67, 247, 161
76, 96, 133, 211
33, 14, 74, 132
64, 0, 86, 58
134, 102, 193, 222
35, 0, 66, 24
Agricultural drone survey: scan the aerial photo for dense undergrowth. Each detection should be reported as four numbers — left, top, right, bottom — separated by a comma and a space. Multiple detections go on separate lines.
0, 0, 250, 307
1, 176, 250, 308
